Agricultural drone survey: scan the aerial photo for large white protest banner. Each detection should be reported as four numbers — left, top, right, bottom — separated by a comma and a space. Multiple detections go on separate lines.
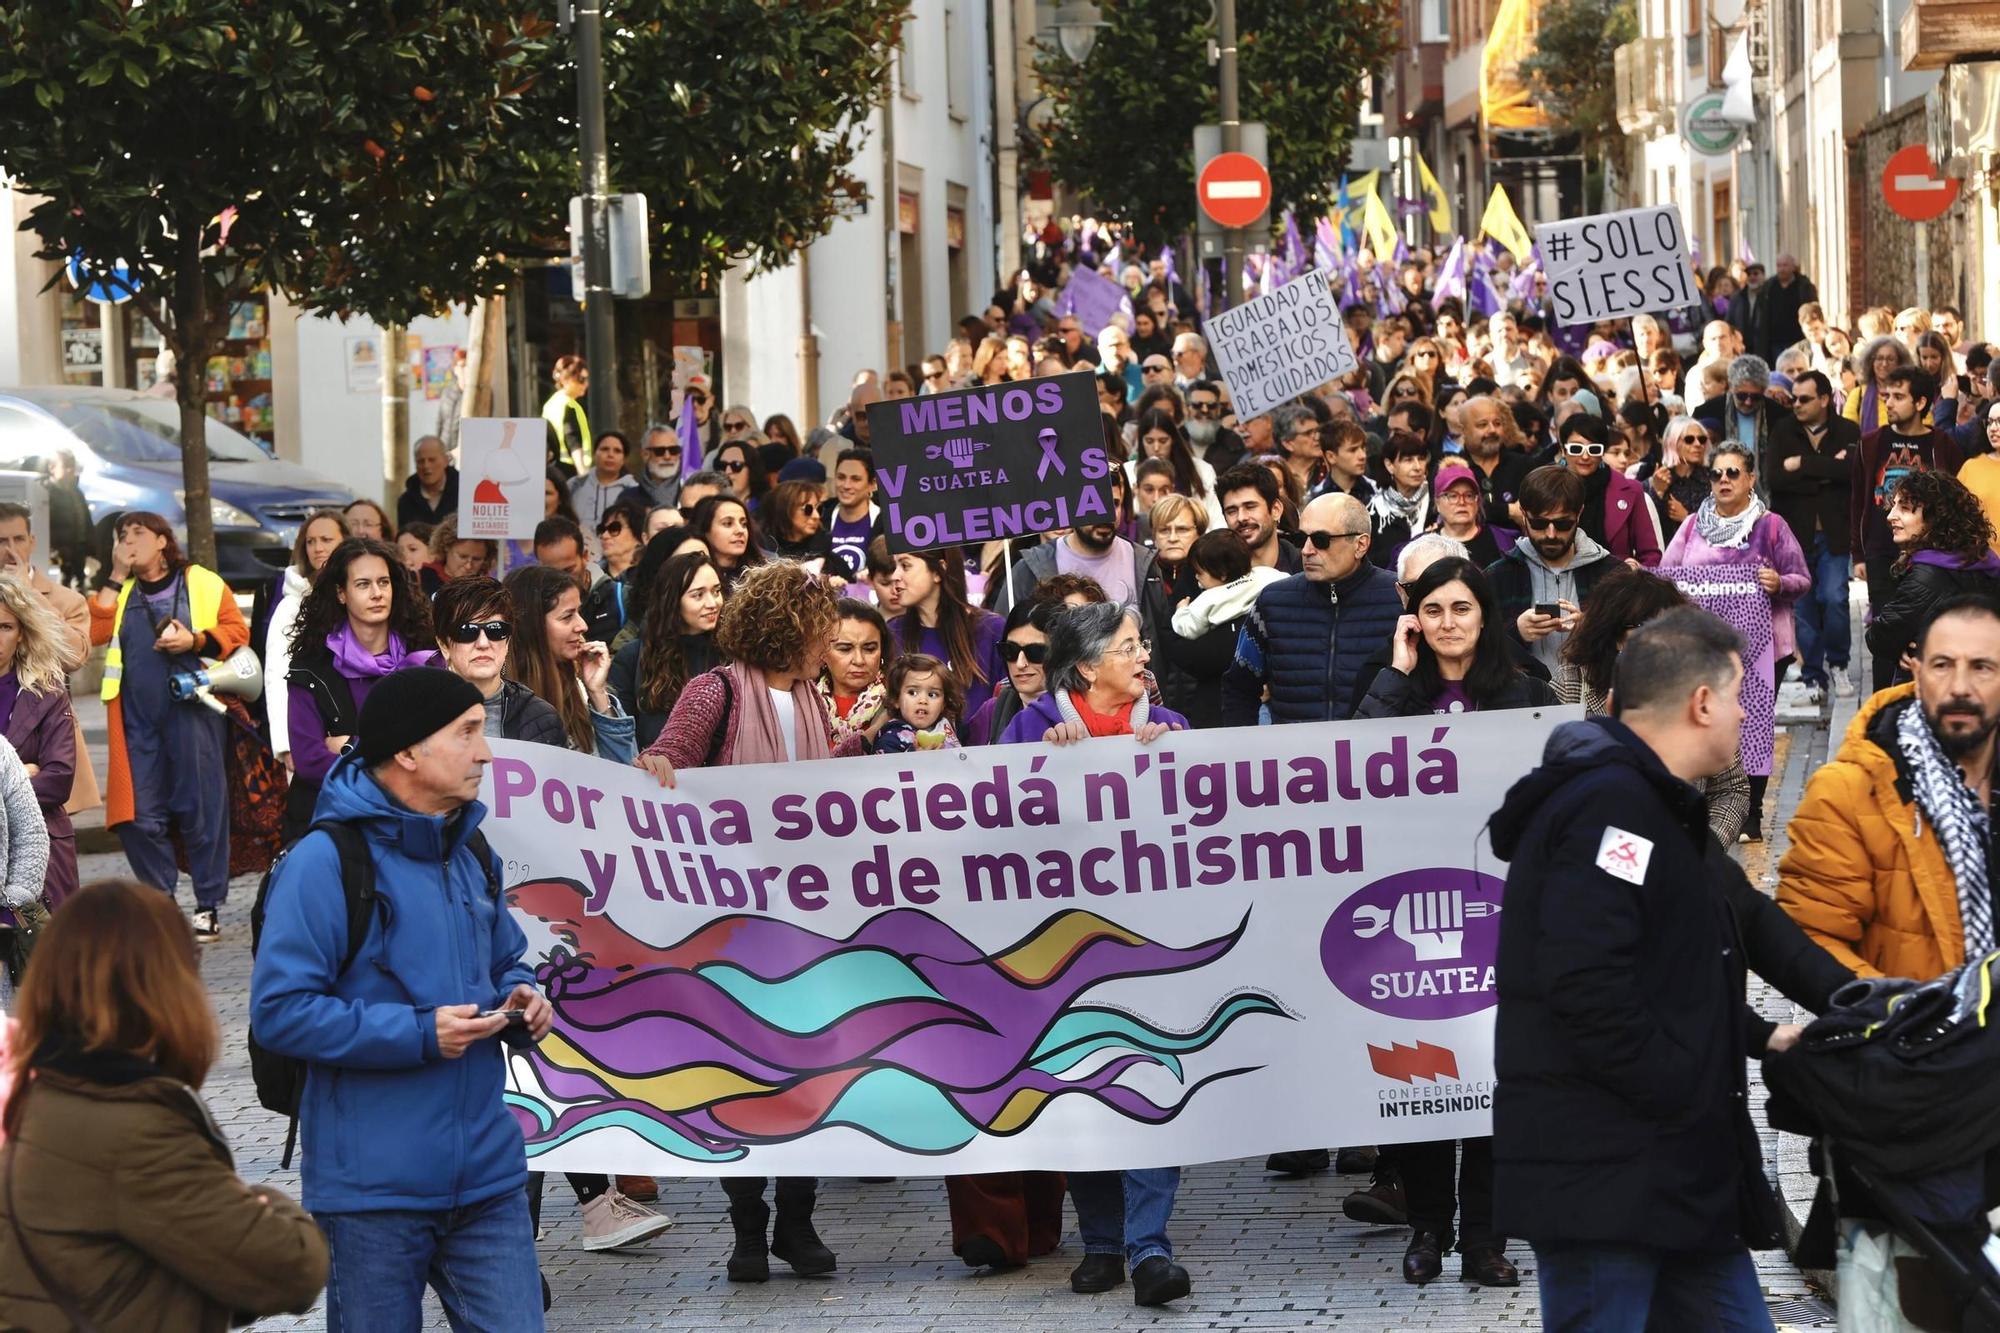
1534, 204, 1698, 327
1205, 268, 1360, 420
481, 707, 1576, 1177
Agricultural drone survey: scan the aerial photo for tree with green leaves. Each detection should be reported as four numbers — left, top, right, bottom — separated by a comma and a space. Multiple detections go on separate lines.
576, 0, 909, 286
0, 1, 563, 567
1521, 0, 1638, 210
1032, 0, 1401, 248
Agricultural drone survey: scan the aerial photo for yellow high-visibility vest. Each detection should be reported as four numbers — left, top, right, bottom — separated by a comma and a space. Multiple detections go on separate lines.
542, 390, 591, 472
100, 563, 229, 701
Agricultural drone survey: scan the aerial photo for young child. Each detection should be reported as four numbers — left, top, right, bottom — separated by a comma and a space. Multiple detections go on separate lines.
1170, 530, 1289, 642
873, 652, 963, 753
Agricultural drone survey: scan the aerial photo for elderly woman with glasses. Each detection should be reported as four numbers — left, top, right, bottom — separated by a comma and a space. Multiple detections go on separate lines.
995, 601, 1192, 1306
1661, 442, 1809, 839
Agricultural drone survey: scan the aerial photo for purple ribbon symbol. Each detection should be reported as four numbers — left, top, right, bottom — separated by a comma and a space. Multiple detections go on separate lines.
1035, 428, 1066, 481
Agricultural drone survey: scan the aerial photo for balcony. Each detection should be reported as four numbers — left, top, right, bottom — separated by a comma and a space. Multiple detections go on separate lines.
1900, 0, 2000, 71
1615, 37, 1673, 135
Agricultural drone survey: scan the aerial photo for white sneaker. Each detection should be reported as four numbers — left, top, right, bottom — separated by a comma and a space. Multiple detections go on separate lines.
1783, 662, 1801, 684
1831, 666, 1856, 698
580, 1189, 673, 1251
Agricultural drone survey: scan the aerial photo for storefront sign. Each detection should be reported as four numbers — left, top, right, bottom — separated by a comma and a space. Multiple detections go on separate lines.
483, 707, 1575, 1177
866, 371, 1113, 554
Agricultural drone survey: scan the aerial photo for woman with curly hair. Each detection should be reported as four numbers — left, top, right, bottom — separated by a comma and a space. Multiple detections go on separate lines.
284, 537, 435, 845
610, 551, 723, 749
636, 561, 869, 1285
1866, 469, 2000, 686
1844, 335, 1914, 435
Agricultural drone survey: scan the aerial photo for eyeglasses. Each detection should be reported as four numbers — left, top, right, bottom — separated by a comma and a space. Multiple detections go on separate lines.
448, 621, 512, 644
1563, 441, 1605, 457
1522, 513, 1579, 533
1104, 639, 1152, 660
1142, 362, 1170, 373
724, 418, 753, 432
1714, 466, 1748, 480
598, 522, 629, 538
646, 445, 681, 457
1188, 400, 1222, 416
720, 459, 748, 473
1302, 529, 1368, 549
1001, 640, 1049, 664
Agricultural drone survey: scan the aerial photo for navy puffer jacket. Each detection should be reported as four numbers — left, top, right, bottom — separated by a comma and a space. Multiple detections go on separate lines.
1220, 563, 1402, 725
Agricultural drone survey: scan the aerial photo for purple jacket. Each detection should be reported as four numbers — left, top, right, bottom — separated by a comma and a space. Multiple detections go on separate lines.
997, 689, 1191, 745
10, 684, 77, 907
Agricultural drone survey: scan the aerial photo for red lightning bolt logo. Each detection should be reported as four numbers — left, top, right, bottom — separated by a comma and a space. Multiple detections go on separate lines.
1367, 1041, 1460, 1084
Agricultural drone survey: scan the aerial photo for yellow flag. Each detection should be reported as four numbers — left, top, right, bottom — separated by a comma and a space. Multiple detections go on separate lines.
1479, 184, 1533, 264
1361, 188, 1400, 261
1416, 153, 1453, 235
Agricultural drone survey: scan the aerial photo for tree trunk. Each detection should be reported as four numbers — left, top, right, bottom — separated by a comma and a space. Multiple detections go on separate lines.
382, 321, 411, 510
171, 230, 217, 571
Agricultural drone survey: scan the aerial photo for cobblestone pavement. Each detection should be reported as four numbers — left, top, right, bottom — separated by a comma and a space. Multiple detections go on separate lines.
69, 691, 1841, 1331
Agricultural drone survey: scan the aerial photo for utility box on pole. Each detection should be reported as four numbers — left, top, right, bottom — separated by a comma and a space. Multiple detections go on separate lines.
568, 193, 652, 300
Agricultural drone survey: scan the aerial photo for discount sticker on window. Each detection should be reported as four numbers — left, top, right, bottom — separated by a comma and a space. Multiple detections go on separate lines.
1533, 204, 1697, 328
866, 370, 1115, 555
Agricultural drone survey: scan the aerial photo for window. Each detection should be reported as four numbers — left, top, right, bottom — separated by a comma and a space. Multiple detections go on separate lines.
898, 14, 917, 101
1421, 0, 1449, 44
944, 4, 966, 120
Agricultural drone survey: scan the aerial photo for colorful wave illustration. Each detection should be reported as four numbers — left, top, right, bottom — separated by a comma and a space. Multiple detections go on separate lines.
503, 877, 1287, 1161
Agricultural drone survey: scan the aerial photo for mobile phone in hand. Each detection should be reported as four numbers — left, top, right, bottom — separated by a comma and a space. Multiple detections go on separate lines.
478, 1007, 528, 1029
1533, 602, 1560, 618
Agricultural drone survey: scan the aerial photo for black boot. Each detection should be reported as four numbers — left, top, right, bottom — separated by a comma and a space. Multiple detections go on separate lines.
770, 1176, 837, 1276
722, 1181, 770, 1283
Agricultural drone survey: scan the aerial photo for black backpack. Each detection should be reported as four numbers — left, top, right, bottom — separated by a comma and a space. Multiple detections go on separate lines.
247, 818, 499, 1168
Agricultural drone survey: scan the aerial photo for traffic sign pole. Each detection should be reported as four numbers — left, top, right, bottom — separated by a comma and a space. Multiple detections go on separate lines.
1881, 144, 1960, 223
1217, 0, 1241, 312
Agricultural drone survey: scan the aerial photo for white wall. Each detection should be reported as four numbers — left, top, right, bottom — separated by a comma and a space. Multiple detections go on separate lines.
725, 0, 995, 429
290, 309, 471, 503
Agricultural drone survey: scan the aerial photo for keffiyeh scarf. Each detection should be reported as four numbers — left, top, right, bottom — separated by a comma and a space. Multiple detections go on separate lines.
1897, 699, 1996, 957
1692, 495, 1768, 550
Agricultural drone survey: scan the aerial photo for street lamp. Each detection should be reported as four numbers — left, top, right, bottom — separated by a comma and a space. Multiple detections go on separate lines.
1052, 0, 1107, 63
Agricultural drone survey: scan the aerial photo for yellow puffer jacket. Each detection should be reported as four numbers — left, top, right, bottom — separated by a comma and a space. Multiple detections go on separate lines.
1777, 683, 1966, 981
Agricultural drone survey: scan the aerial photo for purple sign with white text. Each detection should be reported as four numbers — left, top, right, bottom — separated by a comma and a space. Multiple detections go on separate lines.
1320, 867, 1503, 1021
868, 370, 1114, 554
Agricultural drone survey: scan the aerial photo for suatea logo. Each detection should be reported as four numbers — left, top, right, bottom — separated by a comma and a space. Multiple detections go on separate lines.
1367, 1040, 1458, 1084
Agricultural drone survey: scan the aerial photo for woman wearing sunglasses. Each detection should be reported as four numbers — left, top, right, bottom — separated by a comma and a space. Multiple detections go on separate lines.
1643, 416, 1716, 543
962, 598, 1057, 746
1661, 443, 1810, 840
1557, 415, 1662, 569
713, 439, 770, 511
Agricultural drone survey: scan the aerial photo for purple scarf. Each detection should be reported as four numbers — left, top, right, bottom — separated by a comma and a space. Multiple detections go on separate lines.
327, 623, 433, 678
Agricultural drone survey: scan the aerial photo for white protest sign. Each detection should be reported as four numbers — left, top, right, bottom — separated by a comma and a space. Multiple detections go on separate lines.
482, 706, 1577, 1178
458, 418, 544, 540
1206, 268, 1359, 420
1534, 204, 1698, 328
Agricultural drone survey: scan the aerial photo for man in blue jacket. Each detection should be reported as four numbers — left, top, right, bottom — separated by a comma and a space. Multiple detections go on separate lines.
1220, 492, 1402, 726
251, 668, 550, 1333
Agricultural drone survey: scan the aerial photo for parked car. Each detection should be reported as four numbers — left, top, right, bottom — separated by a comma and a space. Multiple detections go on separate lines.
0, 387, 354, 588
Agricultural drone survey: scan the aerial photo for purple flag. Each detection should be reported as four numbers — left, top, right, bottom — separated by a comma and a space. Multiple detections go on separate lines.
1314, 217, 1340, 272
1433, 237, 1467, 305
1281, 210, 1308, 277
1056, 263, 1133, 335
1467, 251, 1505, 319
1162, 244, 1182, 312
679, 389, 705, 478
1509, 247, 1541, 305
1373, 263, 1400, 319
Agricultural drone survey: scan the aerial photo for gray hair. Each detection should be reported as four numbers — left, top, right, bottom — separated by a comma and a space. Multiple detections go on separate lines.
1727, 354, 1771, 391
1272, 403, 1317, 444
1773, 346, 1811, 378
1172, 332, 1207, 356
1046, 602, 1140, 694
1397, 533, 1469, 582
681, 469, 730, 493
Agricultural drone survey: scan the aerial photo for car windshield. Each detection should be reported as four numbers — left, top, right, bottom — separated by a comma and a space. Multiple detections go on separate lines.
25, 398, 270, 465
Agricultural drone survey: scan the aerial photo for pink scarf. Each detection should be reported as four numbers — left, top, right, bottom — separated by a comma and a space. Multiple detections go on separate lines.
724, 661, 833, 765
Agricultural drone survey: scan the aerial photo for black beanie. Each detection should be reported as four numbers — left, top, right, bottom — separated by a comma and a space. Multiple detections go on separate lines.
356, 668, 487, 766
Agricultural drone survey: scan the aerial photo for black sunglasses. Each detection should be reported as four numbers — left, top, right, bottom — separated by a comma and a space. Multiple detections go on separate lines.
1714, 466, 1748, 480
1001, 640, 1049, 664
1188, 400, 1222, 416
1142, 362, 1170, 373
720, 459, 748, 473
646, 445, 681, 457
448, 620, 512, 644
1302, 529, 1367, 550
1522, 513, 1579, 533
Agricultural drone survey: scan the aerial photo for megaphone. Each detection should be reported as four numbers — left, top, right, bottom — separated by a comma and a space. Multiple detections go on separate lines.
168, 645, 264, 714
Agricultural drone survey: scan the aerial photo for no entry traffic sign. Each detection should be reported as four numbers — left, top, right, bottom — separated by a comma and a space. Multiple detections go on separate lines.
1197, 151, 1271, 230
1882, 144, 1960, 222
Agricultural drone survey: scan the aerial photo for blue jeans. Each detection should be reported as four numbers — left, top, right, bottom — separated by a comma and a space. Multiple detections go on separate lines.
1535, 1243, 1774, 1332
317, 1188, 545, 1333
1069, 1167, 1181, 1266
1792, 534, 1851, 685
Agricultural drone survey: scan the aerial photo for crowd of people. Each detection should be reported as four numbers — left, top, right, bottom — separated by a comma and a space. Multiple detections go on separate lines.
0, 234, 1998, 1331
